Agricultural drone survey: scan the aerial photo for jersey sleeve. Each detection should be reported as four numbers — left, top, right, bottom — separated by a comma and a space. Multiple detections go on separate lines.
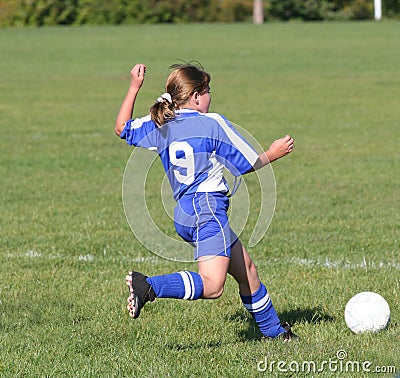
207, 113, 259, 176
119, 115, 158, 150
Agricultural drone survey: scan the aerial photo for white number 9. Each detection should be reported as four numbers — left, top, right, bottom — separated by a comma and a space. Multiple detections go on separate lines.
169, 141, 195, 185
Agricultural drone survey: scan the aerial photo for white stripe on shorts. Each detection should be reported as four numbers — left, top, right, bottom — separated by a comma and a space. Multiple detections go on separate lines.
205, 193, 228, 257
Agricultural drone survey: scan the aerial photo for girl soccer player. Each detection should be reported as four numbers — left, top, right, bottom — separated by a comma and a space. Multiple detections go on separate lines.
115, 62, 298, 341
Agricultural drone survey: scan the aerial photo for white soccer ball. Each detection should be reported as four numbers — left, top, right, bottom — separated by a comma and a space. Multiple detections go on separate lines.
344, 292, 390, 334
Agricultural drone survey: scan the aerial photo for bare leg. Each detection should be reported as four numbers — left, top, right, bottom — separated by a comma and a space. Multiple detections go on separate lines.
227, 239, 298, 339
228, 239, 261, 296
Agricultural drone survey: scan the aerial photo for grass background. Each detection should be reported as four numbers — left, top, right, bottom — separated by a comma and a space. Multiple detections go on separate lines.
0, 21, 399, 377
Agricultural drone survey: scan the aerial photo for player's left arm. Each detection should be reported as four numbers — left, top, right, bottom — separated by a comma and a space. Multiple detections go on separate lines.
249, 134, 294, 172
115, 64, 146, 136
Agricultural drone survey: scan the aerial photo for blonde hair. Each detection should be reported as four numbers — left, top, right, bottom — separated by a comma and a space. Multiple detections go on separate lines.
150, 62, 211, 127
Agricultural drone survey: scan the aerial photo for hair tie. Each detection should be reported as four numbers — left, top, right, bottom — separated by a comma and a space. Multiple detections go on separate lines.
157, 93, 172, 104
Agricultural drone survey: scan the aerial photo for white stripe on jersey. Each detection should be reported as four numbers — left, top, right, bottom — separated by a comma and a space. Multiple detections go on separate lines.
196, 153, 228, 193
126, 115, 158, 151
206, 113, 259, 167
129, 115, 152, 129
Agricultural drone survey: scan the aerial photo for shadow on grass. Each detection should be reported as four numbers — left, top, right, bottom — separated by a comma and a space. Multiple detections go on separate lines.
166, 340, 223, 351
164, 307, 335, 348
230, 306, 334, 342
279, 306, 335, 325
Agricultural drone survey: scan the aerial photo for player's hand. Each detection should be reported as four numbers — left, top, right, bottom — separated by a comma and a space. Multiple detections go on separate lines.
268, 134, 294, 160
130, 63, 146, 90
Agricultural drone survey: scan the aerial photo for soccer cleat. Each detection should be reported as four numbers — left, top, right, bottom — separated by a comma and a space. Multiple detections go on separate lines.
126, 271, 156, 319
279, 322, 300, 341
262, 322, 300, 342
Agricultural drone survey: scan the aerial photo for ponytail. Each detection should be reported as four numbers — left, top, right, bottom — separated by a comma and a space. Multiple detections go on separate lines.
150, 93, 175, 128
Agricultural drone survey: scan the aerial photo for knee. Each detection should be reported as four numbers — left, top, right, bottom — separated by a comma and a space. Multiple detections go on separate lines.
201, 277, 225, 299
205, 285, 224, 299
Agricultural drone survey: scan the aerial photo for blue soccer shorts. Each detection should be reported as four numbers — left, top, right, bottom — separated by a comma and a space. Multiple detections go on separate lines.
174, 192, 238, 260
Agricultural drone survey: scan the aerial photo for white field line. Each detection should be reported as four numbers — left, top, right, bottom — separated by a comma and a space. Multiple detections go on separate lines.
5, 250, 160, 263
290, 256, 400, 270
3, 250, 400, 270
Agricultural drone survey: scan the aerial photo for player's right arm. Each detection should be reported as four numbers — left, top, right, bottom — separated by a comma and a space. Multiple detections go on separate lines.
115, 64, 146, 136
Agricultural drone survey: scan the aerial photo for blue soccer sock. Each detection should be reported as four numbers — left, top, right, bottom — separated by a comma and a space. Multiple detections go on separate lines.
240, 282, 286, 338
146, 271, 203, 300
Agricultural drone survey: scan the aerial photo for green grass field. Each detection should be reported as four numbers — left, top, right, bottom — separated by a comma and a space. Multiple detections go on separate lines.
0, 21, 399, 377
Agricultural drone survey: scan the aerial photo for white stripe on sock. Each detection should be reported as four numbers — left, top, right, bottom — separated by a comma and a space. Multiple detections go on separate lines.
243, 294, 271, 313
178, 271, 192, 300
185, 271, 195, 300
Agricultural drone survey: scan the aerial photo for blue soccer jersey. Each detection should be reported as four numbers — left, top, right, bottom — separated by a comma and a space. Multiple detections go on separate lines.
120, 109, 259, 201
